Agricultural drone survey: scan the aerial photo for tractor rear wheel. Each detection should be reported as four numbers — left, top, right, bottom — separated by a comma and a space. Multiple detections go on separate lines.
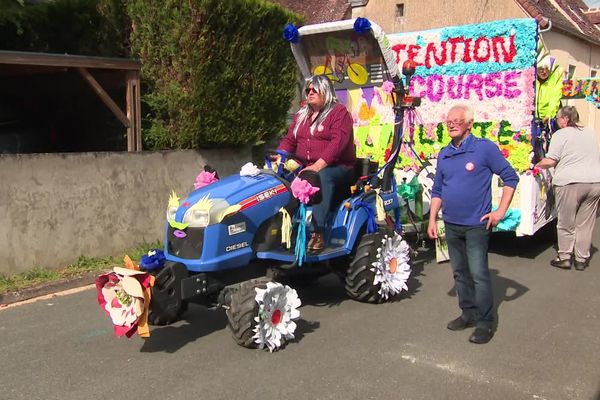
226, 277, 272, 348
344, 229, 393, 303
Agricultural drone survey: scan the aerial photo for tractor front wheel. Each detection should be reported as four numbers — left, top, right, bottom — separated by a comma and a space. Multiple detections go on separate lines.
148, 262, 188, 326
226, 277, 272, 348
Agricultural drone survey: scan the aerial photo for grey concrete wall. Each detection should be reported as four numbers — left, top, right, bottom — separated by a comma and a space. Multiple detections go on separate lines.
0, 148, 252, 275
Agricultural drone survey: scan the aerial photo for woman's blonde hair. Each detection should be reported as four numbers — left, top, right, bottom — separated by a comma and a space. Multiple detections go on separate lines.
558, 106, 582, 129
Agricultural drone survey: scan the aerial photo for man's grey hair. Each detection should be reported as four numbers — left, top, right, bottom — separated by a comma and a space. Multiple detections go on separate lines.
448, 104, 475, 121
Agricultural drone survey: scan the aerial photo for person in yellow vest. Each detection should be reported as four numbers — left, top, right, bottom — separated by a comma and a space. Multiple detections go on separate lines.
533, 56, 563, 162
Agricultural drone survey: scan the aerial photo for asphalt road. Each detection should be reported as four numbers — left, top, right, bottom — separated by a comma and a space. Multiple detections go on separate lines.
1, 220, 599, 400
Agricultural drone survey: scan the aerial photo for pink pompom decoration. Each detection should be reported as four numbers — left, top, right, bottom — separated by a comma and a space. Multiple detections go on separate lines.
291, 177, 320, 204
382, 80, 395, 94
194, 171, 218, 189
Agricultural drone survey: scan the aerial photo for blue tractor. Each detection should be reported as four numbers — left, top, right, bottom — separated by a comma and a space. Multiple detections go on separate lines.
148, 19, 422, 348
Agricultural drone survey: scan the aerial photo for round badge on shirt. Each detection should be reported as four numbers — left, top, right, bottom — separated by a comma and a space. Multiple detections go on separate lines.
465, 162, 475, 172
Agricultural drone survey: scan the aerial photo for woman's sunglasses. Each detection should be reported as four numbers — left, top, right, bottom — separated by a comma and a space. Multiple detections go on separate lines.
305, 87, 318, 95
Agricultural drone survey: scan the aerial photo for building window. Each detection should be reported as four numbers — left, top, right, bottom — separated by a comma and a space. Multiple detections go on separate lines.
396, 3, 405, 18
568, 64, 576, 79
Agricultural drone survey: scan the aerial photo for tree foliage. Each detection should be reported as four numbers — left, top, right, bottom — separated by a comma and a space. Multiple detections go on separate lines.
0, 0, 302, 149
0, 0, 130, 56
127, 0, 301, 148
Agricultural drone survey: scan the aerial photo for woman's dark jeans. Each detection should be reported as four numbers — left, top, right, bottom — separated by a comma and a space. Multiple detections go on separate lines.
444, 222, 494, 328
312, 165, 354, 232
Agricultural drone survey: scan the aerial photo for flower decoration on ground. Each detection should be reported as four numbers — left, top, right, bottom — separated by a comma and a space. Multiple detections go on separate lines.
252, 282, 301, 352
371, 233, 411, 300
139, 249, 165, 271
283, 23, 299, 43
291, 177, 320, 204
194, 171, 219, 189
96, 256, 155, 338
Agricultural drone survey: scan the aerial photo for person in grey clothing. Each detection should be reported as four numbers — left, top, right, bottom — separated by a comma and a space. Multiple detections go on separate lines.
535, 106, 600, 271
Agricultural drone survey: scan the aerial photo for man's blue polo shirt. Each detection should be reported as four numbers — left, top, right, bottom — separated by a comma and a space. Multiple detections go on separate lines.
431, 134, 519, 226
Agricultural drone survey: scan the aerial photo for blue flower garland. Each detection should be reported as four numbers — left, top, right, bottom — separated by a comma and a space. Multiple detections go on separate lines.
283, 23, 299, 43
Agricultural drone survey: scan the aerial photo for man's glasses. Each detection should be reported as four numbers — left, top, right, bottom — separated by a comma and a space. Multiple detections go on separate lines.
446, 120, 465, 127
305, 87, 318, 95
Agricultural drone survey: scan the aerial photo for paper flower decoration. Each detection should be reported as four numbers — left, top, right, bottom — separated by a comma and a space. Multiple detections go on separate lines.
240, 162, 261, 177
291, 177, 320, 204
194, 171, 218, 189
382, 80, 395, 94
283, 23, 299, 43
139, 249, 165, 271
96, 257, 154, 338
252, 282, 301, 352
494, 208, 521, 232
371, 233, 411, 300
353, 17, 371, 34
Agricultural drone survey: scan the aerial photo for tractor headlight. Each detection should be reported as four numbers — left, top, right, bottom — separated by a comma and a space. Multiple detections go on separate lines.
167, 206, 177, 221
183, 209, 210, 227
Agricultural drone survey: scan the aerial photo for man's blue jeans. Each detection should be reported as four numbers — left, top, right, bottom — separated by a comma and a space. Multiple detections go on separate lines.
444, 222, 494, 328
312, 165, 354, 232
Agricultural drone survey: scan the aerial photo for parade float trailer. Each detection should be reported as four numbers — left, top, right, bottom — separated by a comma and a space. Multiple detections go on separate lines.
339, 18, 556, 244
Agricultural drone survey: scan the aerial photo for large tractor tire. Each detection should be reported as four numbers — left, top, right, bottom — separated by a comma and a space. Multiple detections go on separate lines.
226, 277, 272, 348
344, 229, 393, 303
148, 262, 188, 326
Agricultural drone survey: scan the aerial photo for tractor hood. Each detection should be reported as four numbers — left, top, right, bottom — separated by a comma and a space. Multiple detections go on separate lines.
169, 171, 289, 228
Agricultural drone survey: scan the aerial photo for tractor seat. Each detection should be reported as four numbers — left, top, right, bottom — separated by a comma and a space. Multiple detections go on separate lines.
354, 158, 380, 182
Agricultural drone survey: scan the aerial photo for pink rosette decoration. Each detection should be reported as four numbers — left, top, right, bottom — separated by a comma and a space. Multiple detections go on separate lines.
290, 177, 320, 204
382, 80, 395, 94
194, 171, 219, 189
96, 264, 154, 338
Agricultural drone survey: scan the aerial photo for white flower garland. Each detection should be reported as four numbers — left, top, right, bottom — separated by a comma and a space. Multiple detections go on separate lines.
252, 282, 301, 352
371, 233, 412, 300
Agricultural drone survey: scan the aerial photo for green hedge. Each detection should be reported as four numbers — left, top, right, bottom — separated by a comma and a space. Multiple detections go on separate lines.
0, 0, 130, 57
1, 0, 302, 149
126, 0, 302, 148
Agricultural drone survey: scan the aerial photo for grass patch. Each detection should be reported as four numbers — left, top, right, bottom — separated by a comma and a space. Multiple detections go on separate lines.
0, 242, 161, 296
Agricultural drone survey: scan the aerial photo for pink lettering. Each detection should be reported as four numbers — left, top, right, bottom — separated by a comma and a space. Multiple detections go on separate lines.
503, 71, 521, 98
465, 74, 484, 100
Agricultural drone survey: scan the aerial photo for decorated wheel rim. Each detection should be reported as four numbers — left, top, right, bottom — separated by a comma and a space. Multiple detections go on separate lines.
370, 232, 412, 300
252, 282, 301, 352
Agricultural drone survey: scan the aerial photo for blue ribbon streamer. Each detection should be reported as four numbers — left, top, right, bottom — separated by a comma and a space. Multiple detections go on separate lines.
294, 203, 307, 266
394, 206, 402, 233
356, 200, 378, 234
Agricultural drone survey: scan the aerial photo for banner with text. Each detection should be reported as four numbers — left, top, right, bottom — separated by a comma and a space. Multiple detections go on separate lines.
352, 19, 537, 172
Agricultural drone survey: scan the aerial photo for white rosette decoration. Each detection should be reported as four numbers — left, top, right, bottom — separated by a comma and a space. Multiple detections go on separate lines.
252, 282, 301, 352
371, 233, 412, 300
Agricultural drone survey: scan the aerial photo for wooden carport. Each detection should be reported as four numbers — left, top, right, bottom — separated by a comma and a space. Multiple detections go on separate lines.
0, 50, 142, 151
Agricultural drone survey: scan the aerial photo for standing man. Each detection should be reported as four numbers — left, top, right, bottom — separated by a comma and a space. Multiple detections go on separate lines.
427, 104, 519, 344
533, 55, 563, 162
535, 56, 563, 125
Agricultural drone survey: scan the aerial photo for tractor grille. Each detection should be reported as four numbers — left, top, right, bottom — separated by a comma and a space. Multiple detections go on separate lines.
167, 226, 204, 259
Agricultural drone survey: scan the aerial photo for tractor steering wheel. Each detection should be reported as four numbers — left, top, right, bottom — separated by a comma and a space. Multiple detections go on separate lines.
265, 149, 305, 180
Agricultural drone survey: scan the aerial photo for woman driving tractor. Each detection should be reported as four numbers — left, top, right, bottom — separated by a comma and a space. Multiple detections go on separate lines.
277, 74, 356, 252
